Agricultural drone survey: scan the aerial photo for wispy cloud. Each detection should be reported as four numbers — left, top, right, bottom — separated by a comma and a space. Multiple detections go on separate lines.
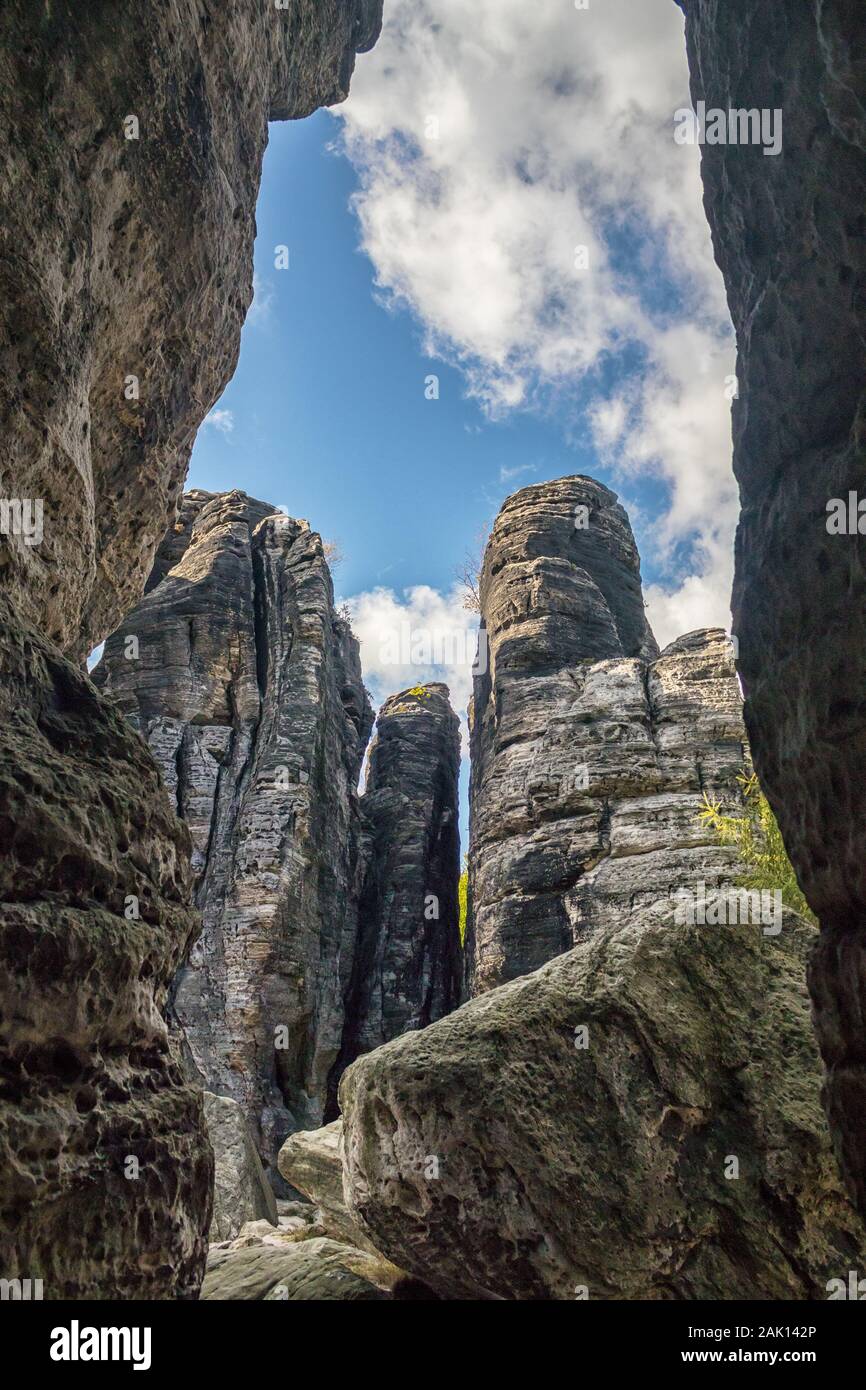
246, 271, 275, 328
498, 462, 538, 485
202, 407, 235, 436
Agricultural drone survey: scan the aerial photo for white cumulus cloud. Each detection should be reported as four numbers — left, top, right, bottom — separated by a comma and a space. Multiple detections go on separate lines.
336, 0, 738, 638
341, 583, 479, 749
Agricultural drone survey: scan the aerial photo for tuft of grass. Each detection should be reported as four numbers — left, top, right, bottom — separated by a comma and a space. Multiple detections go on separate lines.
699, 771, 817, 924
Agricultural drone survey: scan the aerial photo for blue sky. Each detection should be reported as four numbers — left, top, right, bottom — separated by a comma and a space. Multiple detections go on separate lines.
190, 112, 673, 608
188, 0, 741, 844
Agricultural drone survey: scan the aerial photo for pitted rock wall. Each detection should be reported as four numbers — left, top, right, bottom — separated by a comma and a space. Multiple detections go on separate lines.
680, 0, 866, 1209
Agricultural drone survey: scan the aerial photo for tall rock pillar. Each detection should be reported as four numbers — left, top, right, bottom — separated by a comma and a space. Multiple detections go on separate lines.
94, 491, 373, 1177
328, 683, 462, 1111
468, 476, 747, 993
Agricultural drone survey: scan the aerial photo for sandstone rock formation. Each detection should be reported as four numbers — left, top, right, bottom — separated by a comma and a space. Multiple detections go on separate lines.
202, 1237, 391, 1301
680, 0, 866, 1212
93, 490, 373, 1178
204, 1092, 279, 1244
329, 684, 462, 1108
468, 477, 746, 994
0, 0, 383, 661
0, 0, 382, 1295
339, 912, 865, 1300
323, 473, 866, 1300
278, 1120, 384, 1255
0, 597, 212, 1298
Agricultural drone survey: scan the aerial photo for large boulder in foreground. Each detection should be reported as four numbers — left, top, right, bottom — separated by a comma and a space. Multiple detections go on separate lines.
204, 1092, 278, 1244
340, 913, 866, 1300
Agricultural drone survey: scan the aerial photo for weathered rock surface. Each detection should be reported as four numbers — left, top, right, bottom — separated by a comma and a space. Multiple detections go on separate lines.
204, 1091, 278, 1244
340, 912, 865, 1300
0, 0, 383, 661
278, 1119, 384, 1257
93, 490, 374, 1177
468, 477, 746, 994
201, 1237, 390, 1301
0, 597, 212, 1298
329, 684, 462, 1106
278, 1121, 357, 1244
0, 0, 381, 1300
218, 1208, 326, 1248
681, 0, 866, 1212
333, 472, 863, 1300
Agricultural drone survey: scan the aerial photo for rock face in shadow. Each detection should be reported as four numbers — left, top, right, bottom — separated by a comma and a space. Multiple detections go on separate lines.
94, 491, 373, 1178
680, 2, 866, 1208
328, 684, 462, 1110
468, 477, 746, 994
0, 597, 212, 1298
0, 0, 381, 1300
0, 0, 383, 661
340, 913, 866, 1300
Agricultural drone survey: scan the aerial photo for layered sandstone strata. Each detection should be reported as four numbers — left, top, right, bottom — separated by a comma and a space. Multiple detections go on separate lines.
329, 683, 462, 1107
94, 491, 373, 1177
467, 477, 746, 994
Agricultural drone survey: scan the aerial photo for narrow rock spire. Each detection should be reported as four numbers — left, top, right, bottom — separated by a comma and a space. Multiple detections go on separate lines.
328, 683, 462, 1113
